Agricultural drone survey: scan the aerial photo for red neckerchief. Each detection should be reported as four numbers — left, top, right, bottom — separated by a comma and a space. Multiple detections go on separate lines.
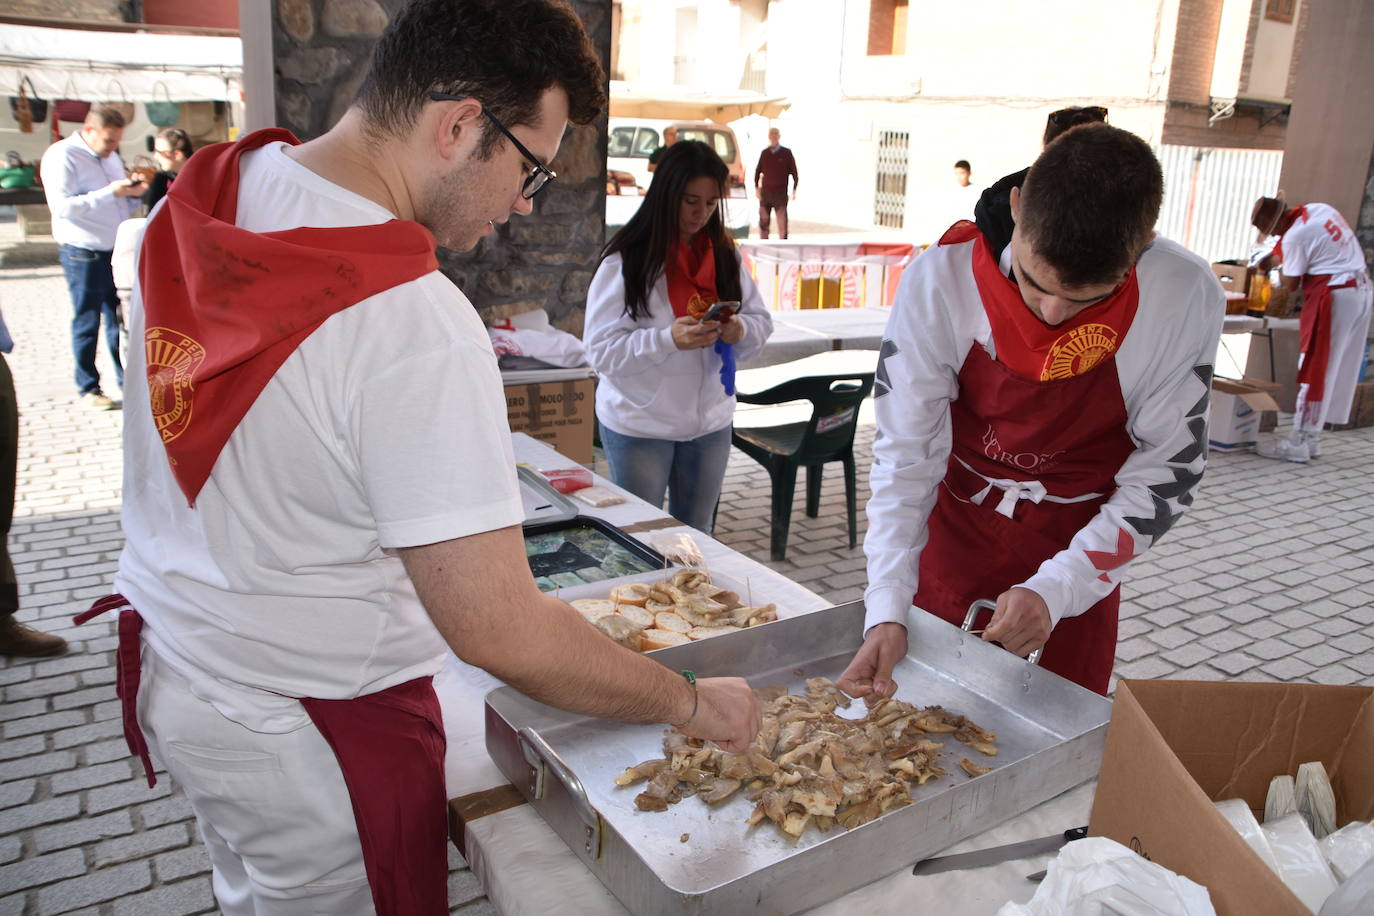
940, 221, 1139, 381
137, 128, 438, 506
1270, 206, 1308, 266
665, 233, 717, 319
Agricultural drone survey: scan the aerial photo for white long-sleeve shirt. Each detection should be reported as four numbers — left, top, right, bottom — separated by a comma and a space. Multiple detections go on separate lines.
40, 131, 139, 251
584, 251, 773, 440
863, 235, 1224, 633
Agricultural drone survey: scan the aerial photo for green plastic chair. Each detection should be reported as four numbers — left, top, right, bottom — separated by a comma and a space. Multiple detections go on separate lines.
731, 372, 875, 561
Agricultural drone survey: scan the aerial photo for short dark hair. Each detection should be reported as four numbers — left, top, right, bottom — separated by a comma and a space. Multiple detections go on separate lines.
954, 160, 971, 172
85, 106, 126, 130
1018, 123, 1162, 288
356, 0, 606, 155
601, 140, 742, 322
157, 127, 193, 158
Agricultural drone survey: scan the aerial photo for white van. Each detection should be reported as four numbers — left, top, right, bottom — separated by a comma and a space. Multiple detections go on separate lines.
605, 117, 750, 240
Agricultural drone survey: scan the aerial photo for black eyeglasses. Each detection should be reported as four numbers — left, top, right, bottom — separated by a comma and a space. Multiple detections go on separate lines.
427, 92, 556, 199
1047, 106, 1108, 128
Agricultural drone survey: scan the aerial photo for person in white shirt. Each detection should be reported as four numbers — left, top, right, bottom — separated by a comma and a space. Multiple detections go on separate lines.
1250, 194, 1373, 462
585, 140, 773, 533
838, 124, 1223, 698
81, 2, 761, 912
40, 106, 144, 410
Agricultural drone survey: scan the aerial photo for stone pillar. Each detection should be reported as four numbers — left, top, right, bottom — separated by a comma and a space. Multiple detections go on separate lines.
271, 0, 611, 333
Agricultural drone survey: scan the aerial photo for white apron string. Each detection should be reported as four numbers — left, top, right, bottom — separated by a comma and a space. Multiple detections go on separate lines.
955, 456, 1104, 519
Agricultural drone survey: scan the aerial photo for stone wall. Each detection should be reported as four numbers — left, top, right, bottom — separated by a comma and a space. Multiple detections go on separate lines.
271, 0, 611, 335
2, 0, 125, 21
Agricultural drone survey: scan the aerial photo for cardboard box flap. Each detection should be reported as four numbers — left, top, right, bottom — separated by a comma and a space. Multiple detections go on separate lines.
1331, 692, 1374, 824
1089, 682, 1298, 915
1212, 378, 1282, 413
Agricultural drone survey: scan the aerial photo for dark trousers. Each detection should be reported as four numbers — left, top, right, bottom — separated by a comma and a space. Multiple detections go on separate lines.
59, 244, 124, 397
759, 191, 790, 239
1, 354, 17, 620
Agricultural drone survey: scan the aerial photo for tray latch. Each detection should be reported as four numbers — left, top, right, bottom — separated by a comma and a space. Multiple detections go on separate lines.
962, 599, 1044, 668
517, 726, 603, 859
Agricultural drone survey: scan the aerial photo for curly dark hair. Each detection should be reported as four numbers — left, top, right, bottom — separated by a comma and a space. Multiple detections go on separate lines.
356, 0, 606, 156
1019, 123, 1162, 288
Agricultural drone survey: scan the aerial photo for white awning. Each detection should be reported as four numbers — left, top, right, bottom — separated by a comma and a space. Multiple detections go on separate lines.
609, 80, 790, 122
1, 24, 241, 102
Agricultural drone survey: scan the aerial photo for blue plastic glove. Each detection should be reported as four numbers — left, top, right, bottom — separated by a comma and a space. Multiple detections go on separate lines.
715, 338, 736, 396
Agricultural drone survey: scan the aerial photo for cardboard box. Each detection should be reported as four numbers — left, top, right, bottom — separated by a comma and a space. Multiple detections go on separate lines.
1211, 263, 1252, 297
504, 376, 595, 464
1238, 376, 1283, 432
1090, 681, 1374, 916
1209, 378, 1282, 450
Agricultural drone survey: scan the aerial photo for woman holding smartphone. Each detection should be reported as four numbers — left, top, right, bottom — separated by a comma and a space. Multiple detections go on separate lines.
585, 140, 773, 533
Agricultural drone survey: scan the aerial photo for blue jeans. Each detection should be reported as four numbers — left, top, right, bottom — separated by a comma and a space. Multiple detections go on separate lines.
600, 424, 733, 534
59, 244, 123, 397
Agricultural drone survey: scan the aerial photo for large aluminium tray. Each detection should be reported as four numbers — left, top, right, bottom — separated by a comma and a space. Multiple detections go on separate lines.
484, 601, 1113, 915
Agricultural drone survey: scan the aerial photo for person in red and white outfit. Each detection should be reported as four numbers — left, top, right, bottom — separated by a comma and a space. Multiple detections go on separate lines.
79, 3, 761, 914
1250, 194, 1373, 462
838, 124, 1224, 698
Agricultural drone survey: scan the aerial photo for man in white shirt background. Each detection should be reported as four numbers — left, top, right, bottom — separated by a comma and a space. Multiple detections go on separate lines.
40, 106, 144, 410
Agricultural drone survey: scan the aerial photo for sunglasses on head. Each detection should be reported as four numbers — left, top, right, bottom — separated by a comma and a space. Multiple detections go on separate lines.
1047, 106, 1108, 128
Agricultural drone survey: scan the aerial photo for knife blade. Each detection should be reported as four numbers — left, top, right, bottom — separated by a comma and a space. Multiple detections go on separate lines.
911, 826, 1088, 876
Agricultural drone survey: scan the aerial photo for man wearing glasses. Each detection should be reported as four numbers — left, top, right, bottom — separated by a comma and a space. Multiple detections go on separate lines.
841, 125, 1223, 700
95, 1, 760, 913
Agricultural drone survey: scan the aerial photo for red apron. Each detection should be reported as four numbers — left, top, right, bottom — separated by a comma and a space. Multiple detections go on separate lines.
913, 233, 1139, 695
1297, 273, 1358, 402
75, 596, 450, 915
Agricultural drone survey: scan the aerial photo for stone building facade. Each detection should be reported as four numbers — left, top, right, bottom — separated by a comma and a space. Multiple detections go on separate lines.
271, 0, 611, 335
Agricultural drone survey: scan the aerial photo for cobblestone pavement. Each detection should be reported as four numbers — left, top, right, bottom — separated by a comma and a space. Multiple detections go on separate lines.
1, 263, 1371, 913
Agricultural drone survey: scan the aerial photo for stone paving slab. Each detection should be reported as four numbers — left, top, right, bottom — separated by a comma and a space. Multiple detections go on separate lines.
1, 263, 1371, 913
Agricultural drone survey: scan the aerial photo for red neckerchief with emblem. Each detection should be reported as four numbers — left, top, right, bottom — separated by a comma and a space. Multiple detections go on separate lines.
137, 128, 438, 506
939, 221, 1140, 382
665, 232, 717, 319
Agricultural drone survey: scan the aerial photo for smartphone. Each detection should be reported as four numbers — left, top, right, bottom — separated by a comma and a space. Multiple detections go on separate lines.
703, 300, 741, 322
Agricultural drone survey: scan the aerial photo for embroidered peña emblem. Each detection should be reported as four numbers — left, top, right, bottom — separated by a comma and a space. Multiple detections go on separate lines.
145, 327, 206, 445
1041, 323, 1118, 380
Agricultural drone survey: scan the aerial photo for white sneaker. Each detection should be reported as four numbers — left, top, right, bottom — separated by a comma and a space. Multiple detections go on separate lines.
1304, 435, 1322, 458
80, 392, 116, 411
1256, 437, 1310, 463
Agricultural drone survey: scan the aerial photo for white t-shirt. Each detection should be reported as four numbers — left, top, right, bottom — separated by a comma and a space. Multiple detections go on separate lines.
115, 142, 523, 731
1279, 203, 1367, 285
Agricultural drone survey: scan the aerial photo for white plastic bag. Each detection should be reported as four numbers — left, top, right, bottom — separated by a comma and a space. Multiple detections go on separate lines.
488, 318, 587, 368
1318, 821, 1374, 883
649, 531, 704, 568
997, 836, 1215, 916
1215, 798, 1282, 875
1261, 813, 1339, 914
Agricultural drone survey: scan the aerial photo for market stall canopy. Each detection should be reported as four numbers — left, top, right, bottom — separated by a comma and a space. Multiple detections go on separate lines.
0, 23, 241, 102
609, 80, 790, 122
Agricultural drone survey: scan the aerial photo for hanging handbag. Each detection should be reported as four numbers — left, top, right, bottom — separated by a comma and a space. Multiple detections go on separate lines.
145, 82, 180, 127
102, 79, 135, 123
9, 77, 48, 133
54, 99, 92, 122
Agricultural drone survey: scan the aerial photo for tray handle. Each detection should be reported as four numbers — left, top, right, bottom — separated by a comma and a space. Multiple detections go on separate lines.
961, 599, 1043, 666
517, 726, 603, 859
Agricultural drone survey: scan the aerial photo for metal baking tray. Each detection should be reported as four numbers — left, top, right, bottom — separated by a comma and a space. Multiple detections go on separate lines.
484, 600, 1113, 914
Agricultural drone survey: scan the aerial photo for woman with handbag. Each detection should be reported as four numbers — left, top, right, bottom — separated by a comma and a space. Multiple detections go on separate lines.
584, 141, 772, 533
145, 128, 194, 212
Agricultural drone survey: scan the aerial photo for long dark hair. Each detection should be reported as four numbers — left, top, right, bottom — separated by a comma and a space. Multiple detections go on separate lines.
600, 139, 742, 321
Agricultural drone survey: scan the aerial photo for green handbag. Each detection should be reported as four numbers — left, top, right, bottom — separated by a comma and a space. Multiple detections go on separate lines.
145, 82, 179, 128
0, 165, 35, 189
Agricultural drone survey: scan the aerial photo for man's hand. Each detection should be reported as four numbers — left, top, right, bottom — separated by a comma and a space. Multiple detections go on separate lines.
981, 587, 1052, 658
836, 622, 907, 707
679, 677, 761, 752
671, 315, 720, 350
110, 178, 144, 198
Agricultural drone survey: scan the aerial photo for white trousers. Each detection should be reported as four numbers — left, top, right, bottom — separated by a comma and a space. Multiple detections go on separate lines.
139, 644, 376, 915
1294, 279, 1374, 435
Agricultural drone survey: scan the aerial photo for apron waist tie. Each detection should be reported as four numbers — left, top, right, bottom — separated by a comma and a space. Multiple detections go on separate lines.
73, 594, 156, 788
955, 456, 1104, 519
